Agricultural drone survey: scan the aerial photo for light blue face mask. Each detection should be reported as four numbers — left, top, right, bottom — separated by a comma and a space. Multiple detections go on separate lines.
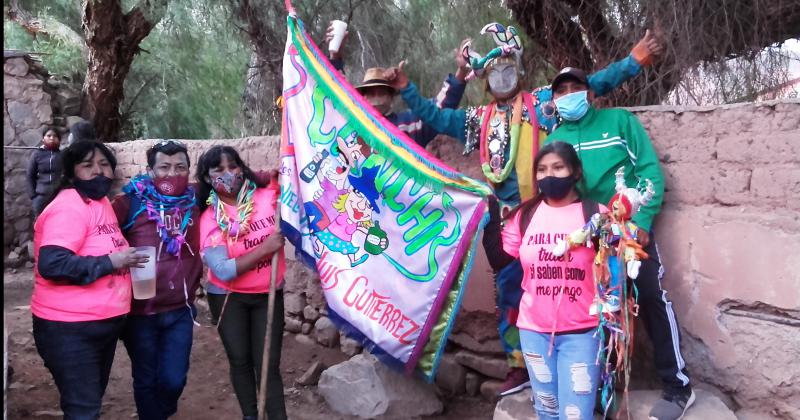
554, 90, 589, 121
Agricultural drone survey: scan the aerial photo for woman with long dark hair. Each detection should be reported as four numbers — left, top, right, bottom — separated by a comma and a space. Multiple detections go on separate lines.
196, 145, 287, 420
492, 141, 607, 419
32, 140, 148, 419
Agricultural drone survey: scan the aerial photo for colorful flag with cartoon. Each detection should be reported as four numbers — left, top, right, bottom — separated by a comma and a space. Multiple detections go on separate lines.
279, 11, 491, 380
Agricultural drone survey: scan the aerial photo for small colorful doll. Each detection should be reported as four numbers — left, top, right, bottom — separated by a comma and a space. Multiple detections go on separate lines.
552, 166, 655, 314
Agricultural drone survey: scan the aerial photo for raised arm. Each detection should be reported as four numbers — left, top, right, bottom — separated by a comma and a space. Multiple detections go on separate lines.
588, 30, 663, 97
385, 62, 468, 142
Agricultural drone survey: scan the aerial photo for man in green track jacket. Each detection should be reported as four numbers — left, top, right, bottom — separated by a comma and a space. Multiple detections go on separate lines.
545, 67, 694, 420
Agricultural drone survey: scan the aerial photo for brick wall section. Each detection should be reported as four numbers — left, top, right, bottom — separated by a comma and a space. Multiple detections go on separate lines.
4, 100, 799, 416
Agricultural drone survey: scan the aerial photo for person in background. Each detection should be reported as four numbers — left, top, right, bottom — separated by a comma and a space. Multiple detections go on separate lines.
32, 140, 148, 419
196, 145, 287, 420
545, 67, 693, 420
112, 140, 203, 420
67, 121, 97, 146
497, 141, 606, 419
27, 126, 63, 218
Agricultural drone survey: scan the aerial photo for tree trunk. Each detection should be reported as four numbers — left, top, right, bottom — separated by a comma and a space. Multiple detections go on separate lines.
230, 0, 285, 136
240, 51, 282, 136
81, 0, 168, 142
507, 0, 800, 106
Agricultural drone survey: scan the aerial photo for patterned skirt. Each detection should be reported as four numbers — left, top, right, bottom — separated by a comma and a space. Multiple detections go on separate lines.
315, 230, 358, 255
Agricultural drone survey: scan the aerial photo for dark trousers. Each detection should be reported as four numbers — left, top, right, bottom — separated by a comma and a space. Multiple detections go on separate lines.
32, 195, 47, 219
208, 292, 286, 420
122, 306, 196, 420
635, 233, 692, 391
32, 314, 126, 420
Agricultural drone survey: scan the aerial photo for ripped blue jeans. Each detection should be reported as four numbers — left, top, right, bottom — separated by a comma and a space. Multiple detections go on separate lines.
519, 328, 600, 419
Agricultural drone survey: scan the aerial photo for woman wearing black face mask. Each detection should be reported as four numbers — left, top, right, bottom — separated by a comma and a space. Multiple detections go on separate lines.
32, 140, 150, 419
485, 141, 608, 419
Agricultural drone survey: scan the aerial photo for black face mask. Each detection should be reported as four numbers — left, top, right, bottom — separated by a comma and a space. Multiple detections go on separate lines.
538, 175, 576, 200
73, 175, 113, 200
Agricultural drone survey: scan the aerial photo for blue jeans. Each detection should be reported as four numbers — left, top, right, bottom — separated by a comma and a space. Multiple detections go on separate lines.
122, 306, 196, 420
519, 328, 601, 419
33, 314, 126, 420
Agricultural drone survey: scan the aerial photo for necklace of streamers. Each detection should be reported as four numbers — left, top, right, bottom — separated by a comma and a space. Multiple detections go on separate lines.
123, 175, 196, 256
478, 92, 535, 183
207, 179, 256, 243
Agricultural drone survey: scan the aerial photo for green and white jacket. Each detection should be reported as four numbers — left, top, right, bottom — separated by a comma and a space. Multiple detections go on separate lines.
545, 107, 665, 231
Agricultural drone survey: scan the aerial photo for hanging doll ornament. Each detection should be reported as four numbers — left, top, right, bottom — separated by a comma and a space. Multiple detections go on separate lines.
550, 167, 656, 417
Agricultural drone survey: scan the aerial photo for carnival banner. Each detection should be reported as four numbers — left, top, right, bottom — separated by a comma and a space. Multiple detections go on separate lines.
279, 12, 491, 380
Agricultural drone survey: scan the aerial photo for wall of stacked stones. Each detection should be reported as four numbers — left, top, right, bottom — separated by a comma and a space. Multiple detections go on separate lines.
4, 87, 799, 416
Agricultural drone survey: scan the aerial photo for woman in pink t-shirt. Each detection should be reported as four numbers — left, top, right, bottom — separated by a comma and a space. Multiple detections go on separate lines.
196, 145, 287, 420
498, 141, 606, 419
32, 140, 149, 419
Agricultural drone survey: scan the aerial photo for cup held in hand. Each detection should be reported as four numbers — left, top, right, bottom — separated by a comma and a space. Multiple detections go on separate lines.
328, 20, 348, 54
130, 246, 157, 300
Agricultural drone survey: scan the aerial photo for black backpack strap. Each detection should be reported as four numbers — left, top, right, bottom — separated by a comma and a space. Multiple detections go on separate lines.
581, 198, 601, 251
581, 199, 599, 223
519, 199, 543, 235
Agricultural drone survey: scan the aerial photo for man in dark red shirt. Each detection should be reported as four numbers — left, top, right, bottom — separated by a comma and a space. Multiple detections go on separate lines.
112, 140, 203, 420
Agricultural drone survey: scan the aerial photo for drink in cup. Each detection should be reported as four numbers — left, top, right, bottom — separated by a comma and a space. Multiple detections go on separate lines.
328, 20, 348, 54
130, 246, 157, 300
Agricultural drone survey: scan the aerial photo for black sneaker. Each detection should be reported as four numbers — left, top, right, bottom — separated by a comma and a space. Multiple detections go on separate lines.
648, 387, 696, 420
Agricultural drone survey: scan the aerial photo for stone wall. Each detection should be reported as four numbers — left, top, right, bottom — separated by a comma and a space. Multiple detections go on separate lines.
3, 98, 798, 417
3, 52, 84, 261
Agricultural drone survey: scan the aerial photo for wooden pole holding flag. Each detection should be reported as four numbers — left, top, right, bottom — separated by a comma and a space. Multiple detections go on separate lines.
257, 177, 283, 420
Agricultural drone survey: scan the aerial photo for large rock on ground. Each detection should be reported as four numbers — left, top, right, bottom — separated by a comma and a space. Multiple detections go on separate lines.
492, 388, 737, 420
313, 316, 339, 347
434, 353, 466, 395
454, 349, 507, 380
318, 353, 443, 418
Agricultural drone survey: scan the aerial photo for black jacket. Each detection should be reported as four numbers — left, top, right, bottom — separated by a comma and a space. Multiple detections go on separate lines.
26, 147, 62, 199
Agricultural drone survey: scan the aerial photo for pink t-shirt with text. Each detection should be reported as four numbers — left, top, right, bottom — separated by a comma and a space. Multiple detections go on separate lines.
31, 189, 132, 322
502, 201, 606, 333
200, 187, 286, 293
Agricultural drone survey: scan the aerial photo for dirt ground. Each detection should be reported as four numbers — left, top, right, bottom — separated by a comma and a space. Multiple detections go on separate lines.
4, 268, 494, 420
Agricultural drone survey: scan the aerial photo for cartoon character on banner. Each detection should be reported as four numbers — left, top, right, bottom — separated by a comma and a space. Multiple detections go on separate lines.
301, 131, 365, 234
298, 130, 388, 266
552, 166, 655, 315
310, 165, 388, 266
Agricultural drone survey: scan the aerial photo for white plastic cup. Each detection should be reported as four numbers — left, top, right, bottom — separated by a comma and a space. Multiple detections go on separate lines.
328, 20, 348, 54
130, 246, 156, 300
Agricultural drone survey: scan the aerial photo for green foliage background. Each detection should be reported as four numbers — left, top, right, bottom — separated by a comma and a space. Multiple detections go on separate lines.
2, 0, 532, 140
